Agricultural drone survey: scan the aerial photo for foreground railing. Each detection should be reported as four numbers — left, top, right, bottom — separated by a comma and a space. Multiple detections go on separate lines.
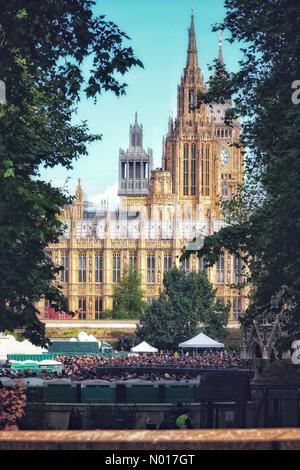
0, 429, 299, 450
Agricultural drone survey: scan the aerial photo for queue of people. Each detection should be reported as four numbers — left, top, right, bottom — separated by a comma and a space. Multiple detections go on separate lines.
0, 351, 251, 383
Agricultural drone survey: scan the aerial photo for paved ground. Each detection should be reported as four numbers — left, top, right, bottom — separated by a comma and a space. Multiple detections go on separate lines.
43, 320, 138, 329
42, 320, 240, 329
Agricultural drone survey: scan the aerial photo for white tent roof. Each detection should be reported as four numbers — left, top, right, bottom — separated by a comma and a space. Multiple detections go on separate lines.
0, 333, 47, 358
179, 332, 224, 349
131, 341, 158, 353
39, 360, 62, 366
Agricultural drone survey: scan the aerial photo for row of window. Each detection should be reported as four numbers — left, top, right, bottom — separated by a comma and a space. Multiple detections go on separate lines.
216, 128, 232, 139
121, 161, 149, 180
181, 255, 243, 284
79, 297, 241, 320
46, 295, 242, 321
60, 254, 137, 284
59, 253, 243, 285
218, 297, 243, 320
78, 297, 103, 319
183, 144, 197, 196
183, 144, 210, 197
44, 298, 103, 319
216, 255, 243, 284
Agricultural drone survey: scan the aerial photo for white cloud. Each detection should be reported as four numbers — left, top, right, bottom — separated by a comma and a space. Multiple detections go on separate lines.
88, 182, 120, 210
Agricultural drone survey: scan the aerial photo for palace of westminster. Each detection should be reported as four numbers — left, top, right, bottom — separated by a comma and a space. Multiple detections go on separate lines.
39, 13, 247, 324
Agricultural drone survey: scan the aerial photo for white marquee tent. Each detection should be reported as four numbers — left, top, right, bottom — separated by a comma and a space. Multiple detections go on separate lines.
0, 333, 47, 359
179, 332, 224, 349
131, 341, 158, 354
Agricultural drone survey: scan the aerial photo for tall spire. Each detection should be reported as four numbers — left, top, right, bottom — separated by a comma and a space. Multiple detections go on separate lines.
75, 178, 82, 197
130, 112, 143, 147
218, 30, 224, 64
186, 9, 198, 69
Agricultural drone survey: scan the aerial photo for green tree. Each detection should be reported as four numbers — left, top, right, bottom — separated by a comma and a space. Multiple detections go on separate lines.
112, 268, 147, 319
137, 268, 229, 349
183, 0, 300, 352
0, 1, 142, 345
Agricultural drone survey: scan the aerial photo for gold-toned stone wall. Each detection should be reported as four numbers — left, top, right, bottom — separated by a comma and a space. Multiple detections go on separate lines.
38, 15, 249, 323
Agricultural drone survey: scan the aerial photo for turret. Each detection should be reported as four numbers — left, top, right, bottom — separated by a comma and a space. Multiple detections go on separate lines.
186, 9, 198, 70
118, 114, 153, 197
75, 179, 84, 218
217, 31, 224, 65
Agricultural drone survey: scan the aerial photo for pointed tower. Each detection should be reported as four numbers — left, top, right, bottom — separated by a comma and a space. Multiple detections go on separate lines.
130, 112, 143, 148
177, 10, 206, 118
118, 114, 153, 198
75, 178, 84, 218
211, 31, 227, 80
217, 31, 224, 65
163, 11, 208, 203
162, 10, 243, 213
186, 9, 198, 70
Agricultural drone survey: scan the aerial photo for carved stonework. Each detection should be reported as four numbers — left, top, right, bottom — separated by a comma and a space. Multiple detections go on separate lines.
241, 314, 290, 361
226, 255, 231, 284
38, 13, 247, 322
253, 359, 298, 385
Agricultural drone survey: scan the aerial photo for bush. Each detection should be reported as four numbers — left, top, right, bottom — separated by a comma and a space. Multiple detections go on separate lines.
45, 327, 135, 340
0, 381, 27, 430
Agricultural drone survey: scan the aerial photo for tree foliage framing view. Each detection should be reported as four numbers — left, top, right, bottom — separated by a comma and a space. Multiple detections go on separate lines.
183, 0, 300, 351
137, 268, 229, 350
111, 268, 147, 320
0, 1, 143, 345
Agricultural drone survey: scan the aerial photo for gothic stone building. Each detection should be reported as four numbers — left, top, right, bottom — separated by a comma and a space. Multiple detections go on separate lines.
39, 13, 247, 323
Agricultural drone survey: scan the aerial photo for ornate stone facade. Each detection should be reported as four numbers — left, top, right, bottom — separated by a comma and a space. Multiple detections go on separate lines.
118, 113, 153, 197
39, 13, 248, 322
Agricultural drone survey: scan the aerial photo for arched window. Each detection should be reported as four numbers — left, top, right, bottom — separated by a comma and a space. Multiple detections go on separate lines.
95, 253, 103, 283
205, 145, 210, 196
164, 254, 172, 271
78, 254, 86, 283
78, 298, 86, 319
233, 297, 242, 320
183, 144, 189, 196
216, 253, 225, 283
172, 143, 176, 182
234, 256, 242, 284
191, 144, 196, 196
188, 90, 194, 112
233, 149, 239, 171
129, 252, 137, 270
113, 253, 121, 283
222, 175, 229, 197
147, 255, 155, 283
198, 256, 206, 271
201, 145, 204, 195
181, 258, 190, 272
95, 298, 103, 320
121, 162, 126, 179
60, 253, 69, 283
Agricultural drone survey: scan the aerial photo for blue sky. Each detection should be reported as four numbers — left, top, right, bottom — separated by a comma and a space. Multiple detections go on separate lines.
39, 0, 243, 205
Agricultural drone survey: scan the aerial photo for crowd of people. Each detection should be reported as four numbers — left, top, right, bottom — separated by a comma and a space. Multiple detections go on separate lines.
0, 351, 252, 383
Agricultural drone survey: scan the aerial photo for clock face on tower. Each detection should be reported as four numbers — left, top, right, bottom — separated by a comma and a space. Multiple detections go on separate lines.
221, 146, 230, 167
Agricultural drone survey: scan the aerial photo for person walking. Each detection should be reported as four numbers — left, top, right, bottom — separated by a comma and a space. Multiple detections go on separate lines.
159, 402, 183, 429
68, 407, 83, 430
175, 408, 193, 429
